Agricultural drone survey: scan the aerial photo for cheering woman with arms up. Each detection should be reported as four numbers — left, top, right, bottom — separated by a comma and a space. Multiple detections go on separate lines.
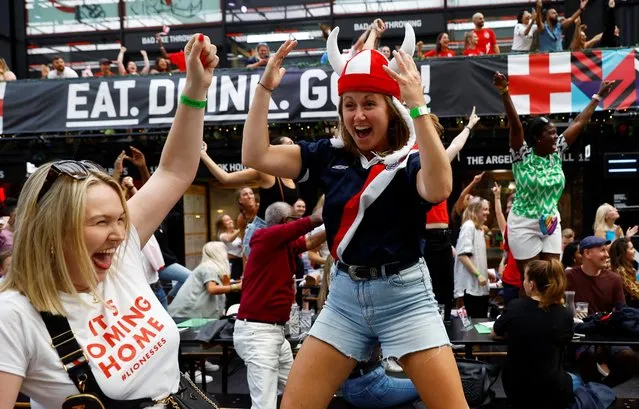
242, 21, 468, 409
0, 34, 218, 408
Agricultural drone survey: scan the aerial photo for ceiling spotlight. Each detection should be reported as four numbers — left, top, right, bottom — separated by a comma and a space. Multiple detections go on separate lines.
240, 5, 248, 13
228, 1, 236, 6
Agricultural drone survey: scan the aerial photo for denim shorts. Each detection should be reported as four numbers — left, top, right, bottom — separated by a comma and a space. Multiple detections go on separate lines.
309, 258, 450, 362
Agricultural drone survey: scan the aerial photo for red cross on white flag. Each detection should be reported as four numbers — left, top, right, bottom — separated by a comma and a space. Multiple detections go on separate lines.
508, 53, 572, 115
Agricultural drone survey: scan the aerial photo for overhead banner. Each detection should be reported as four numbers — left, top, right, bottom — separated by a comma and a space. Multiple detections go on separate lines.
1, 48, 637, 135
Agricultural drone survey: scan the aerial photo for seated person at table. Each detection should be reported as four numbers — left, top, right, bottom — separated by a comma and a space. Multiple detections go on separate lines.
234, 202, 325, 409
168, 241, 241, 318
493, 259, 577, 409
566, 236, 639, 386
566, 236, 625, 315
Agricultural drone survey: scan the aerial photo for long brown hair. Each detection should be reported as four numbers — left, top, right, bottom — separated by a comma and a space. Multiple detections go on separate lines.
526, 259, 566, 309
609, 238, 635, 274
337, 95, 410, 157
317, 255, 334, 311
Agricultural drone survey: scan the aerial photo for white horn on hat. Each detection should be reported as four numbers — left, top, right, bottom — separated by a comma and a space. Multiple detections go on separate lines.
388, 24, 416, 72
327, 27, 346, 76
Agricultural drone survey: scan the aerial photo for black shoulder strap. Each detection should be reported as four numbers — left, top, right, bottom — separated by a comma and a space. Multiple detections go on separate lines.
40, 312, 154, 408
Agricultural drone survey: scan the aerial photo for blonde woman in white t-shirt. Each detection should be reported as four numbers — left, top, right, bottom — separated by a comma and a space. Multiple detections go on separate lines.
453, 197, 496, 318
0, 34, 219, 409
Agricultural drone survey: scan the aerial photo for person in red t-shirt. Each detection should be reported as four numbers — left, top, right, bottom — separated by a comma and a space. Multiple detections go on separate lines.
234, 202, 325, 409
462, 31, 484, 56
423, 32, 456, 58
472, 13, 500, 55
156, 34, 186, 72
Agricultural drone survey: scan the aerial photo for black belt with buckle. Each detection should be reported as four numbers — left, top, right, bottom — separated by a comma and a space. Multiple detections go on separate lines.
336, 259, 419, 281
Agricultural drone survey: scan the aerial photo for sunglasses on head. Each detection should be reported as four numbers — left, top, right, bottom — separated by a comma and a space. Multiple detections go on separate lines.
36, 160, 105, 204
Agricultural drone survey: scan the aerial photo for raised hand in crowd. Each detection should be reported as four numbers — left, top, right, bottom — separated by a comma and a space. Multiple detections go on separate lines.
113, 150, 126, 180
467, 106, 480, 129
626, 225, 639, 239
259, 39, 298, 91
127, 146, 147, 168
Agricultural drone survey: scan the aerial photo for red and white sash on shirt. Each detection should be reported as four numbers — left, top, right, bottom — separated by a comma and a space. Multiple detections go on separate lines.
331, 146, 420, 262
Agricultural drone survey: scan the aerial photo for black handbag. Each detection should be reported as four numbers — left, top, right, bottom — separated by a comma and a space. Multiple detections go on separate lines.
456, 358, 500, 408
40, 312, 219, 409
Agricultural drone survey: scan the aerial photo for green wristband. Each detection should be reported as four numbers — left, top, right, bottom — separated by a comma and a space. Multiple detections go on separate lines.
474, 271, 482, 277
180, 94, 207, 109
409, 105, 430, 119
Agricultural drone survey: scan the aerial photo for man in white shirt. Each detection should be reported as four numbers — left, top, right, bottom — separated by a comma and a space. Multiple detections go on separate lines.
47, 56, 78, 79
512, 9, 537, 52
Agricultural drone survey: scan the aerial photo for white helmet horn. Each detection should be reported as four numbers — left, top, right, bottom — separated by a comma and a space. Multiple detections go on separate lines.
388, 24, 416, 72
327, 27, 346, 76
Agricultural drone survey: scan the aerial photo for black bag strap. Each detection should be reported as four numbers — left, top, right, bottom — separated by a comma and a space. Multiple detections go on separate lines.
40, 312, 154, 409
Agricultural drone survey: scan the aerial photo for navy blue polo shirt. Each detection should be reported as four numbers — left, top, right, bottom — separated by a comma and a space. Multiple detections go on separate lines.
296, 139, 432, 266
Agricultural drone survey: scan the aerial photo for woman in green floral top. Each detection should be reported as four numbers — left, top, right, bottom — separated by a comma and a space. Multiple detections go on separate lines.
493, 71, 614, 285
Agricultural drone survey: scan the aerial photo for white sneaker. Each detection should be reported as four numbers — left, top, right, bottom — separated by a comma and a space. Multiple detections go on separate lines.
204, 361, 220, 373
188, 370, 213, 384
383, 358, 403, 373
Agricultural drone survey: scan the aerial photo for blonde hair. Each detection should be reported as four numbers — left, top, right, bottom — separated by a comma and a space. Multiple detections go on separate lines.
201, 241, 230, 280
317, 255, 334, 312
462, 197, 488, 229
0, 58, 8, 72
593, 203, 616, 233
337, 95, 412, 157
464, 31, 475, 49
0, 163, 129, 315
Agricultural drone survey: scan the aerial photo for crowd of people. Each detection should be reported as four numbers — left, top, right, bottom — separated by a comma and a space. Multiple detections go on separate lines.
0, 8, 637, 409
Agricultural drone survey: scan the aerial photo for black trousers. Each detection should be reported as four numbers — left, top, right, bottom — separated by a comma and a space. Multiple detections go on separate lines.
423, 229, 454, 319
463, 294, 489, 319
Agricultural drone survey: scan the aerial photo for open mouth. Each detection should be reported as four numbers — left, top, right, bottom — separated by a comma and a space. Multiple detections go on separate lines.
354, 126, 372, 139
92, 248, 116, 271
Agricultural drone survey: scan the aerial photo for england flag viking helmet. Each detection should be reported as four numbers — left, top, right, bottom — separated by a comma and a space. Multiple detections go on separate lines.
326, 24, 419, 165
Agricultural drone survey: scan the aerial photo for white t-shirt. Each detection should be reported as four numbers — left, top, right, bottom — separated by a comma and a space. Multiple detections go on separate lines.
512, 23, 536, 51
453, 220, 489, 298
47, 67, 78, 79
0, 227, 180, 408
221, 234, 243, 258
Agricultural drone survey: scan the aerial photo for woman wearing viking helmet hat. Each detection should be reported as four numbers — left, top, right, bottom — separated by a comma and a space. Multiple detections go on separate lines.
242, 18, 469, 409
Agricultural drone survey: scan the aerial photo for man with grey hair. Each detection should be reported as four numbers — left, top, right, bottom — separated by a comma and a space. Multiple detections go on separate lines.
473, 12, 500, 55
234, 202, 325, 409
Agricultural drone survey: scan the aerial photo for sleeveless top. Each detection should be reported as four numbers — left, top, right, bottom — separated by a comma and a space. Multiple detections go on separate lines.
426, 201, 449, 225
256, 178, 298, 219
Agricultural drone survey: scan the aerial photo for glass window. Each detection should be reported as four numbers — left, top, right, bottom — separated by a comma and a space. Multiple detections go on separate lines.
226, 3, 330, 23
125, 0, 222, 28
26, 0, 120, 35
332, 0, 443, 14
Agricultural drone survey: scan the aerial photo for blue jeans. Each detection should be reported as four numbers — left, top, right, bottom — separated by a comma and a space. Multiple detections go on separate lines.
152, 283, 168, 310
341, 366, 419, 409
160, 263, 191, 298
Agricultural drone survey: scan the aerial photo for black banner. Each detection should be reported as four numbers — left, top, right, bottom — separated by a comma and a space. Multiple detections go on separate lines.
1, 49, 636, 135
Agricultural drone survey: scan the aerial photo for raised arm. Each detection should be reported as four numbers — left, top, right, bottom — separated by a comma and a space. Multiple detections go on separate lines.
364, 19, 386, 50
383, 50, 451, 203
562, 0, 588, 30
493, 72, 524, 151
536, 0, 545, 33
453, 172, 483, 216
128, 34, 218, 246
200, 144, 262, 186
156, 34, 170, 59
524, 11, 537, 36
492, 182, 506, 234
584, 33, 602, 49
242, 40, 303, 179
563, 81, 614, 145
117, 47, 127, 75
125, 146, 152, 185
140, 50, 150, 75
447, 106, 479, 162
570, 18, 584, 50
112, 150, 126, 181
305, 229, 327, 252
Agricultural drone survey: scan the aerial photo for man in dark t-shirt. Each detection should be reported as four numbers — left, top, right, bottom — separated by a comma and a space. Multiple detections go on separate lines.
566, 236, 625, 314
